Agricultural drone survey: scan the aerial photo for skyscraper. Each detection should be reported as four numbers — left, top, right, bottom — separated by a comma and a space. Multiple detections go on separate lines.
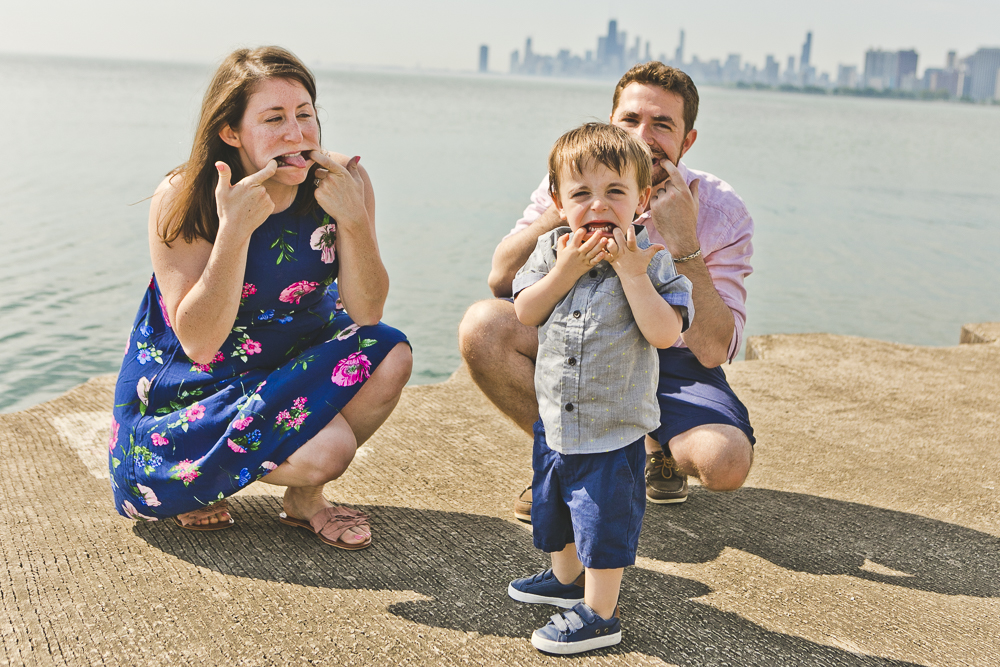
896, 50, 918, 89
864, 49, 899, 90
800, 32, 812, 71
479, 45, 489, 73
674, 29, 685, 67
967, 48, 1000, 101
763, 55, 779, 86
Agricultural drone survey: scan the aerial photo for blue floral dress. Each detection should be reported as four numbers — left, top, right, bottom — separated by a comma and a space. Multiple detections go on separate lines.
109, 206, 408, 520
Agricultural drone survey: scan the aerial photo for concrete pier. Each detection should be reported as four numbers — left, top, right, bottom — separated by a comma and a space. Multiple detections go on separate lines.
1, 327, 998, 666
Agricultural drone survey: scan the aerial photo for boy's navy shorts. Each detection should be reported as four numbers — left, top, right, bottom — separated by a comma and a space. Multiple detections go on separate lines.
650, 347, 756, 447
531, 420, 646, 570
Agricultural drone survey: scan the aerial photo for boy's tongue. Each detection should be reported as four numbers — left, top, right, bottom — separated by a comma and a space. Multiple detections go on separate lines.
278, 153, 308, 168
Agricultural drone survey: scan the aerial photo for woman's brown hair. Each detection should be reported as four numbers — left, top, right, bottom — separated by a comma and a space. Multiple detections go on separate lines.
159, 46, 320, 244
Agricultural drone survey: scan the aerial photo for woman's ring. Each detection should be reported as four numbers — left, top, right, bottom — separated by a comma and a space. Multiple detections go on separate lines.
314, 178, 322, 187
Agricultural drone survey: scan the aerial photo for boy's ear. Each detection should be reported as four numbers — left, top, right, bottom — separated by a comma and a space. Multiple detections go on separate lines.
637, 186, 652, 215
551, 191, 568, 220
219, 124, 242, 148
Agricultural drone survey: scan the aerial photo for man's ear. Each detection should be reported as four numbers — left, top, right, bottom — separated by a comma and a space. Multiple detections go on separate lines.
637, 186, 652, 215
219, 124, 242, 148
679, 129, 697, 160
551, 191, 568, 220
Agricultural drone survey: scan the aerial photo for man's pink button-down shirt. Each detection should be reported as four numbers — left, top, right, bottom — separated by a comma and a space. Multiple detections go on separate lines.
504, 162, 754, 361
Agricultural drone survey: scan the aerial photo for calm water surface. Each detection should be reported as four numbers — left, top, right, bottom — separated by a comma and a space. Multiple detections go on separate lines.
1, 55, 998, 412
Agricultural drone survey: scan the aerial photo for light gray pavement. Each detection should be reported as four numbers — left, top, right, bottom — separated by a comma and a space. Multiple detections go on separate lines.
2, 325, 999, 666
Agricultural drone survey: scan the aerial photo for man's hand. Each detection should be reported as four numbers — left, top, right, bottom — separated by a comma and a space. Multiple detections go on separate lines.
648, 159, 700, 258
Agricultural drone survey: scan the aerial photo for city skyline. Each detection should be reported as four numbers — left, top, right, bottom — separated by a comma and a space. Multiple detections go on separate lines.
502, 21, 1000, 101
1, 0, 998, 77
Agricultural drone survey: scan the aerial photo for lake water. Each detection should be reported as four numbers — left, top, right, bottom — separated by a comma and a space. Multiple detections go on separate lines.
1, 54, 998, 413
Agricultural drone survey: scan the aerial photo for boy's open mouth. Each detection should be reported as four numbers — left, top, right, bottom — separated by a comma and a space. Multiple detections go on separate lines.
275, 152, 309, 168
583, 222, 616, 239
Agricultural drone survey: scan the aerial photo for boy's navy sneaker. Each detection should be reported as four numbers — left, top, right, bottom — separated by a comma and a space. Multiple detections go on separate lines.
531, 602, 621, 654
507, 568, 584, 608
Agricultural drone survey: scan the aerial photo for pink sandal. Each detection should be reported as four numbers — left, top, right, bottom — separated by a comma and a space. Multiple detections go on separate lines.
279, 506, 371, 550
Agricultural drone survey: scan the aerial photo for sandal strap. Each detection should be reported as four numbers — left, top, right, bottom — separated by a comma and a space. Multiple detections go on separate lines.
309, 506, 369, 541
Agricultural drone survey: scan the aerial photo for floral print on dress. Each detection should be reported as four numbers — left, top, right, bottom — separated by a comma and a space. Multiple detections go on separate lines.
158, 296, 172, 328
334, 323, 361, 341
169, 459, 201, 486
310, 217, 337, 264
240, 283, 257, 306
279, 280, 320, 305
136, 342, 163, 366
137, 484, 162, 507
191, 351, 225, 374
332, 352, 372, 387
228, 428, 262, 454
109, 418, 119, 452
232, 416, 254, 431
123, 500, 157, 521
136, 377, 152, 406
165, 402, 206, 433
276, 397, 310, 433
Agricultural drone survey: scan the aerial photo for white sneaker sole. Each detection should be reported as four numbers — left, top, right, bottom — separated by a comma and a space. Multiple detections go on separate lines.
531, 629, 622, 654
507, 583, 582, 608
646, 494, 688, 504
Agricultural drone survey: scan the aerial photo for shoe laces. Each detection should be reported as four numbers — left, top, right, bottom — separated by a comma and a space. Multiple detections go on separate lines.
651, 453, 679, 479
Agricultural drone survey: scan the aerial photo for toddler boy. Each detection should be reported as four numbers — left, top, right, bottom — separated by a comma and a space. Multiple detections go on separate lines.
508, 122, 693, 654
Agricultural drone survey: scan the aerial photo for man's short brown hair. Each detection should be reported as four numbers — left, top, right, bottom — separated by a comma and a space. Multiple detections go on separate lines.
548, 122, 652, 198
612, 62, 699, 135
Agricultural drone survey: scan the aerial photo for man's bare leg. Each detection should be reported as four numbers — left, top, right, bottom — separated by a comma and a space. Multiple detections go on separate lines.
458, 299, 539, 434
644, 424, 753, 492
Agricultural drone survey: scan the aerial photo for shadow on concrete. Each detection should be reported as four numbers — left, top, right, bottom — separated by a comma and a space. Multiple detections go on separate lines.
638, 487, 1000, 598
124, 487, 1000, 665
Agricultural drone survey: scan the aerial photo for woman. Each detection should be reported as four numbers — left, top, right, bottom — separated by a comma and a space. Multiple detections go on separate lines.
110, 46, 411, 550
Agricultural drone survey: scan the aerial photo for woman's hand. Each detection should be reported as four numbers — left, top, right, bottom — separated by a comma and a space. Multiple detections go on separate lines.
309, 151, 386, 326
311, 151, 369, 228
214, 160, 278, 240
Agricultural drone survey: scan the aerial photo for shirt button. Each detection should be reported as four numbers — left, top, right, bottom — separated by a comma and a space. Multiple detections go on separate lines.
572, 310, 582, 319
568, 357, 577, 366
565, 403, 574, 412
589, 270, 598, 278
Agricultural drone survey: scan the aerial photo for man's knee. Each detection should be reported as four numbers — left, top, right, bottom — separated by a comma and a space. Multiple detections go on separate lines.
670, 424, 753, 492
458, 299, 518, 362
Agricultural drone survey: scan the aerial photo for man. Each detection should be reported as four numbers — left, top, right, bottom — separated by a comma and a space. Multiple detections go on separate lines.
458, 62, 755, 521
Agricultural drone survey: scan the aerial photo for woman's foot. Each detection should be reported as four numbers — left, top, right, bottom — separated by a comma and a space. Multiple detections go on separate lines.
282, 487, 370, 546
174, 500, 234, 530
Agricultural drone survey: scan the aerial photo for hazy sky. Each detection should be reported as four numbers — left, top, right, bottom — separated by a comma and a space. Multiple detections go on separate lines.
3, 0, 998, 75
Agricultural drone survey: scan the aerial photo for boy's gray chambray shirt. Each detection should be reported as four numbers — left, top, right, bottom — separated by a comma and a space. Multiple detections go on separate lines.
513, 226, 694, 454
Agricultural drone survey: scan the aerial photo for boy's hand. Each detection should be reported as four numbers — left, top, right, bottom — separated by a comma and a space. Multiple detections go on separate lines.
607, 226, 664, 279
553, 228, 611, 279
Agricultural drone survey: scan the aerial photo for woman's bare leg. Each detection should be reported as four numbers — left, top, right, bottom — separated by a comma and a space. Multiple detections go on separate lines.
257, 342, 412, 543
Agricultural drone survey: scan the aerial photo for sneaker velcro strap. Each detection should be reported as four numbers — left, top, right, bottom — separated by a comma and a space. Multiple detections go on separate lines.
552, 609, 585, 633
